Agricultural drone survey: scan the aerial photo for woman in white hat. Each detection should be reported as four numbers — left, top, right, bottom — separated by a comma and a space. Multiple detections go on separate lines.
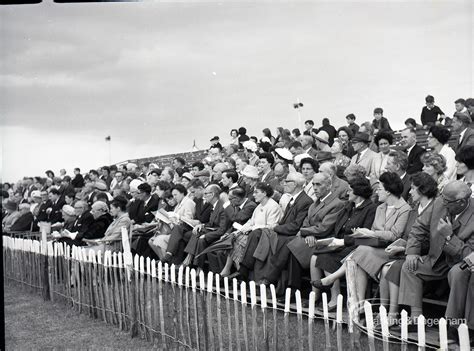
240, 165, 260, 200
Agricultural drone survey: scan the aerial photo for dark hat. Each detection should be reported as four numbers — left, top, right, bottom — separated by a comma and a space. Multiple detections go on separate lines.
315, 151, 334, 163
210, 136, 220, 142
352, 132, 371, 144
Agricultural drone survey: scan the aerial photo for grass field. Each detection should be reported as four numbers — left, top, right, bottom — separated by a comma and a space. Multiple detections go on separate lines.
4, 282, 155, 350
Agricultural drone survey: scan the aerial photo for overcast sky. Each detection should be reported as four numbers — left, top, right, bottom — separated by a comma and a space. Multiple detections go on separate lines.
1, 1, 472, 182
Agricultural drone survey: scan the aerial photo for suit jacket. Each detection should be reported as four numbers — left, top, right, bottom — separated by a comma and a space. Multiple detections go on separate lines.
401, 174, 412, 202
372, 117, 392, 132
332, 177, 350, 200
71, 174, 85, 188
37, 200, 52, 222
371, 198, 411, 241
194, 198, 212, 224
273, 191, 313, 236
128, 198, 144, 223
48, 198, 66, 223
224, 199, 257, 226
299, 192, 346, 238
306, 147, 318, 159
203, 200, 232, 243
456, 127, 474, 153
103, 212, 131, 243
406, 198, 474, 267
406, 144, 426, 175
10, 212, 34, 232
72, 211, 95, 241
140, 194, 160, 223
334, 199, 377, 238
261, 170, 276, 183
84, 213, 113, 239
350, 148, 378, 177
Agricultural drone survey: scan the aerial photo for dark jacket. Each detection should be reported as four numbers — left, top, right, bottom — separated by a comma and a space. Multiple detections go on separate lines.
273, 191, 313, 236
194, 198, 212, 224
406, 144, 426, 175
136, 194, 159, 224
224, 199, 257, 227
372, 117, 392, 133
37, 200, 52, 222
127, 199, 144, 223
71, 211, 95, 241
84, 213, 113, 239
71, 174, 85, 188
203, 200, 232, 243
48, 198, 66, 223
10, 212, 35, 232
335, 199, 377, 238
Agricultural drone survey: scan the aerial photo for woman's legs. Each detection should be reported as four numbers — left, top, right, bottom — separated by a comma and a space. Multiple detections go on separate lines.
310, 255, 323, 299
220, 255, 234, 277
355, 265, 369, 302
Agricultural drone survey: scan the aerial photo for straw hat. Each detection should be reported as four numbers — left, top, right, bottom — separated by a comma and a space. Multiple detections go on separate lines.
274, 148, 293, 162
61, 205, 75, 216
314, 131, 330, 144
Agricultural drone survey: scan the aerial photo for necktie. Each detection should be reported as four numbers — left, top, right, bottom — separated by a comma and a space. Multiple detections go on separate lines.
283, 197, 294, 217
457, 134, 462, 149
355, 153, 361, 164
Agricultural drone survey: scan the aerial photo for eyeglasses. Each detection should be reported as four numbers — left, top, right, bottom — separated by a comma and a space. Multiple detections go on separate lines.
74, 206, 84, 209
441, 195, 464, 205
203, 192, 213, 196
284, 180, 295, 184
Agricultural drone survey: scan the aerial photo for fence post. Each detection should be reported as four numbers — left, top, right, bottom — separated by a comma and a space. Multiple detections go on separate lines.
295, 290, 303, 351
400, 309, 408, 341
241, 281, 249, 351
260, 284, 269, 351
233, 278, 242, 351
284, 287, 291, 351
458, 323, 470, 350
364, 301, 374, 338
191, 268, 200, 350
336, 294, 343, 324
270, 284, 278, 351
345, 258, 358, 332
438, 317, 447, 350
417, 315, 426, 348
308, 291, 315, 351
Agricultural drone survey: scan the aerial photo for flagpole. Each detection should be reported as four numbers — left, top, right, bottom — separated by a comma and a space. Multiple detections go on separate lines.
293, 99, 304, 131
105, 136, 111, 165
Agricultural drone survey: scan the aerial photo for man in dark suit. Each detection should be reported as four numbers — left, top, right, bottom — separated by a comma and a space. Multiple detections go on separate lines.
385, 150, 412, 202
135, 183, 159, 224
239, 172, 313, 282
264, 173, 345, 290
183, 184, 232, 268
10, 203, 35, 232
36, 190, 52, 222
71, 168, 85, 189
452, 112, 474, 153
400, 128, 426, 175
47, 188, 65, 224
59, 200, 95, 246
399, 181, 474, 322
162, 179, 213, 263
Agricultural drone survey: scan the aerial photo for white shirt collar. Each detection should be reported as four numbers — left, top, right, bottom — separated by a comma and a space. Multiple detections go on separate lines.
359, 147, 369, 158
291, 190, 304, 201
418, 199, 433, 215
459, 128, 467, 141
239, 198, 248, 209
320, 191, 332, 203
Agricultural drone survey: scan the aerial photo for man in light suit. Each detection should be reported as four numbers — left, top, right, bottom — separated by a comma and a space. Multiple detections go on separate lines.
400, 128, 426, 175
452, 112, 474, 153
183, 184, 232, 268
399, 181, 474, 322
350, 132, 378, 178
263, 172, 345, 290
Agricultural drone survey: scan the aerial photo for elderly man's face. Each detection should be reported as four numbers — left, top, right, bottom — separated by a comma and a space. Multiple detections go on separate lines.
283, 175, 297, 194
74, 203, 86, 217
312, 174, 331, 198
400, 130, 416, 148
160, 171, 172, 182
442, 192, 469, 216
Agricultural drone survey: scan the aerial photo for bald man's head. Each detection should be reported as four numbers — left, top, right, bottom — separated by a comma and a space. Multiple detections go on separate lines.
442, 180, 472, 216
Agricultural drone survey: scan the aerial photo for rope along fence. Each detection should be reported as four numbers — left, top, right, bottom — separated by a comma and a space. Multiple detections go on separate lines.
3, 234, 472, 350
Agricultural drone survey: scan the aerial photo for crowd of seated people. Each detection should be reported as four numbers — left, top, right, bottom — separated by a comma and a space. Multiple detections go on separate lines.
2, 96, 474, 343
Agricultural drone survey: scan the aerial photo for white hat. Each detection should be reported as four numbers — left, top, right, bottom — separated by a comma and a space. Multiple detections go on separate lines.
243, 141, 258, 152
30, 203, 38, 213
182, 172, 194, 181
19, 203, 31, 211
241, 165, 259, 179
294, 153, 312, 167
260, 137, 271, 144
314, 131, 330, 144
275, 148, 293, 162
129, 179, 143, 192
149, 163, 159, 169
31, 190, 42, 198
62, 205, 75, 216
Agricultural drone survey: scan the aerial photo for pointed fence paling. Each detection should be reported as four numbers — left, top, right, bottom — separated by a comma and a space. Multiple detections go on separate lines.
3, 233, 472, 350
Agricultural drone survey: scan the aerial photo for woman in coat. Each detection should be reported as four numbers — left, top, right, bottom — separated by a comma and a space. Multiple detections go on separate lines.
220, 182, 282, 277
349, 172, 411, 303
310, 177, 377, 308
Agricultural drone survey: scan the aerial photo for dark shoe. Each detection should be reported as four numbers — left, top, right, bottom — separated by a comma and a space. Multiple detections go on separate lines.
162, 253, 173, 263
311, 279, 333, 293
327, 303, 338, 312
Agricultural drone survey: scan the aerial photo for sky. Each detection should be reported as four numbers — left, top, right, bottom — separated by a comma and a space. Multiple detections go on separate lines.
1, 0, 472, 183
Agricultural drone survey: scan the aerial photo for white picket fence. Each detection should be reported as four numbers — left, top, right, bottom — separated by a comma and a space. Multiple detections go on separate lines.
3, 234, 472, 350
